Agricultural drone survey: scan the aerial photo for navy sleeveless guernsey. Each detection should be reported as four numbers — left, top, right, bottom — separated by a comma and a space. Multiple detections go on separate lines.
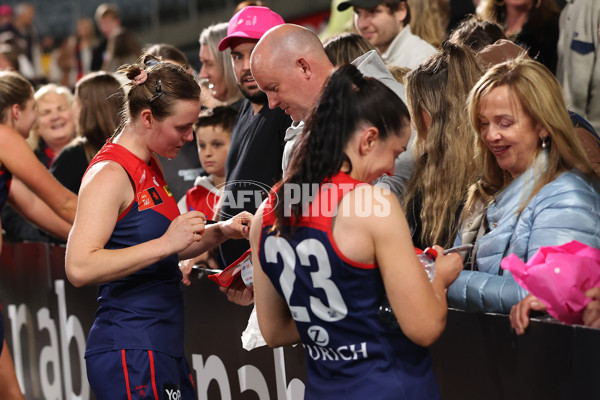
84, 143, 184, 358
258, 172, 440, 400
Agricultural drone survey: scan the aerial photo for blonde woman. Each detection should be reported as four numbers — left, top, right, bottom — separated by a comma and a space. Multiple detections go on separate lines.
448, 57, 600, 313
198, 22, 243, 108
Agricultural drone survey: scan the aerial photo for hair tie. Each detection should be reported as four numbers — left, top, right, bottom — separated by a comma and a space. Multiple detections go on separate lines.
132, 69, 148, 85
200, 107, 214, 117
149, 79, 163, 103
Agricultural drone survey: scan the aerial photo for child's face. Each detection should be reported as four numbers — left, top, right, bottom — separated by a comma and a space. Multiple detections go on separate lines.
196, 125, 231, 179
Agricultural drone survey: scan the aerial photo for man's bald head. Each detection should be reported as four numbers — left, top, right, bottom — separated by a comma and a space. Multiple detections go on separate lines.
251, 24, 335, 122
252, 24, 327, 67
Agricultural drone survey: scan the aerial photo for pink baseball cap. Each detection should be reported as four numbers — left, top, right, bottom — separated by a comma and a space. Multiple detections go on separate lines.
0, 5, 13, 17
218, 6, 284, 51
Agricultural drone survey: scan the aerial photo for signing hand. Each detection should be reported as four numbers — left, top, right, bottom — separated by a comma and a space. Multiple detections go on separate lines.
161, 211, 206, 255
432, 245, 462, 288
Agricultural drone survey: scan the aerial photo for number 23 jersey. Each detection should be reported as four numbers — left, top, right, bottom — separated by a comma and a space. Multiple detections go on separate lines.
258, 172, 440, 400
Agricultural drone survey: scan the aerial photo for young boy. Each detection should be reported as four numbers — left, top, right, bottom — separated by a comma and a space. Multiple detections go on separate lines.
178, 106, 237, 218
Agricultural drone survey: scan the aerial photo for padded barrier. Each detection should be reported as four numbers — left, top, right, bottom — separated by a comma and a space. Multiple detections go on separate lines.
1, 242, 597, 399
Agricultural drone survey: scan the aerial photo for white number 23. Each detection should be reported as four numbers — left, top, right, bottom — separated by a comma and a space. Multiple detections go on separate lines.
264, 236, 348, 323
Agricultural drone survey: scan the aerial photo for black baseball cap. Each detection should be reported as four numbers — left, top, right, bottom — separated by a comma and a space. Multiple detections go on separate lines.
337, 0, 383, 11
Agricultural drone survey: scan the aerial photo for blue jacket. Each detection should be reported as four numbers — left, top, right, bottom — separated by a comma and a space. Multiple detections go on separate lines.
448, 156, 600, 314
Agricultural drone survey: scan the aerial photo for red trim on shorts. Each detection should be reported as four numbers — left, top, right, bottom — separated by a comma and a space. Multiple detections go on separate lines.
148, 350, 159, 400
189, 373, 195, 389
121, 350, 132, 400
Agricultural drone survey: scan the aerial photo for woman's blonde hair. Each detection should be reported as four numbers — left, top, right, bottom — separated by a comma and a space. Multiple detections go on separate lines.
403, 43, 484, 248
407, 0, 449, 48
199, 22, 243, 104
465, 56, 594, 210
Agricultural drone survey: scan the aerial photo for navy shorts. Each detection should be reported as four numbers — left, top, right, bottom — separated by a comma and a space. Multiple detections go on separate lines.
86, 349, 197, 400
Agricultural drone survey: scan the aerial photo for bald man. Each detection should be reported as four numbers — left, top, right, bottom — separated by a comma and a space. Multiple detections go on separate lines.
251, 24, 336, 170
251, 24, 334, 123
251, 24, 415, 197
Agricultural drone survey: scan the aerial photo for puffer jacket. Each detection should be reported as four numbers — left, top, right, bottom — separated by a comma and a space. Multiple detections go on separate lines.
448, 155, 600, 314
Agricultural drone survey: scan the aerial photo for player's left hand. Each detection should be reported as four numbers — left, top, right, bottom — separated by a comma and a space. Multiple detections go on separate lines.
220, 211, 253, 240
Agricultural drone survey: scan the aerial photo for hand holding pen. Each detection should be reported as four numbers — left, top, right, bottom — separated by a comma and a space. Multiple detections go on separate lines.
442, 243, 473, 255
